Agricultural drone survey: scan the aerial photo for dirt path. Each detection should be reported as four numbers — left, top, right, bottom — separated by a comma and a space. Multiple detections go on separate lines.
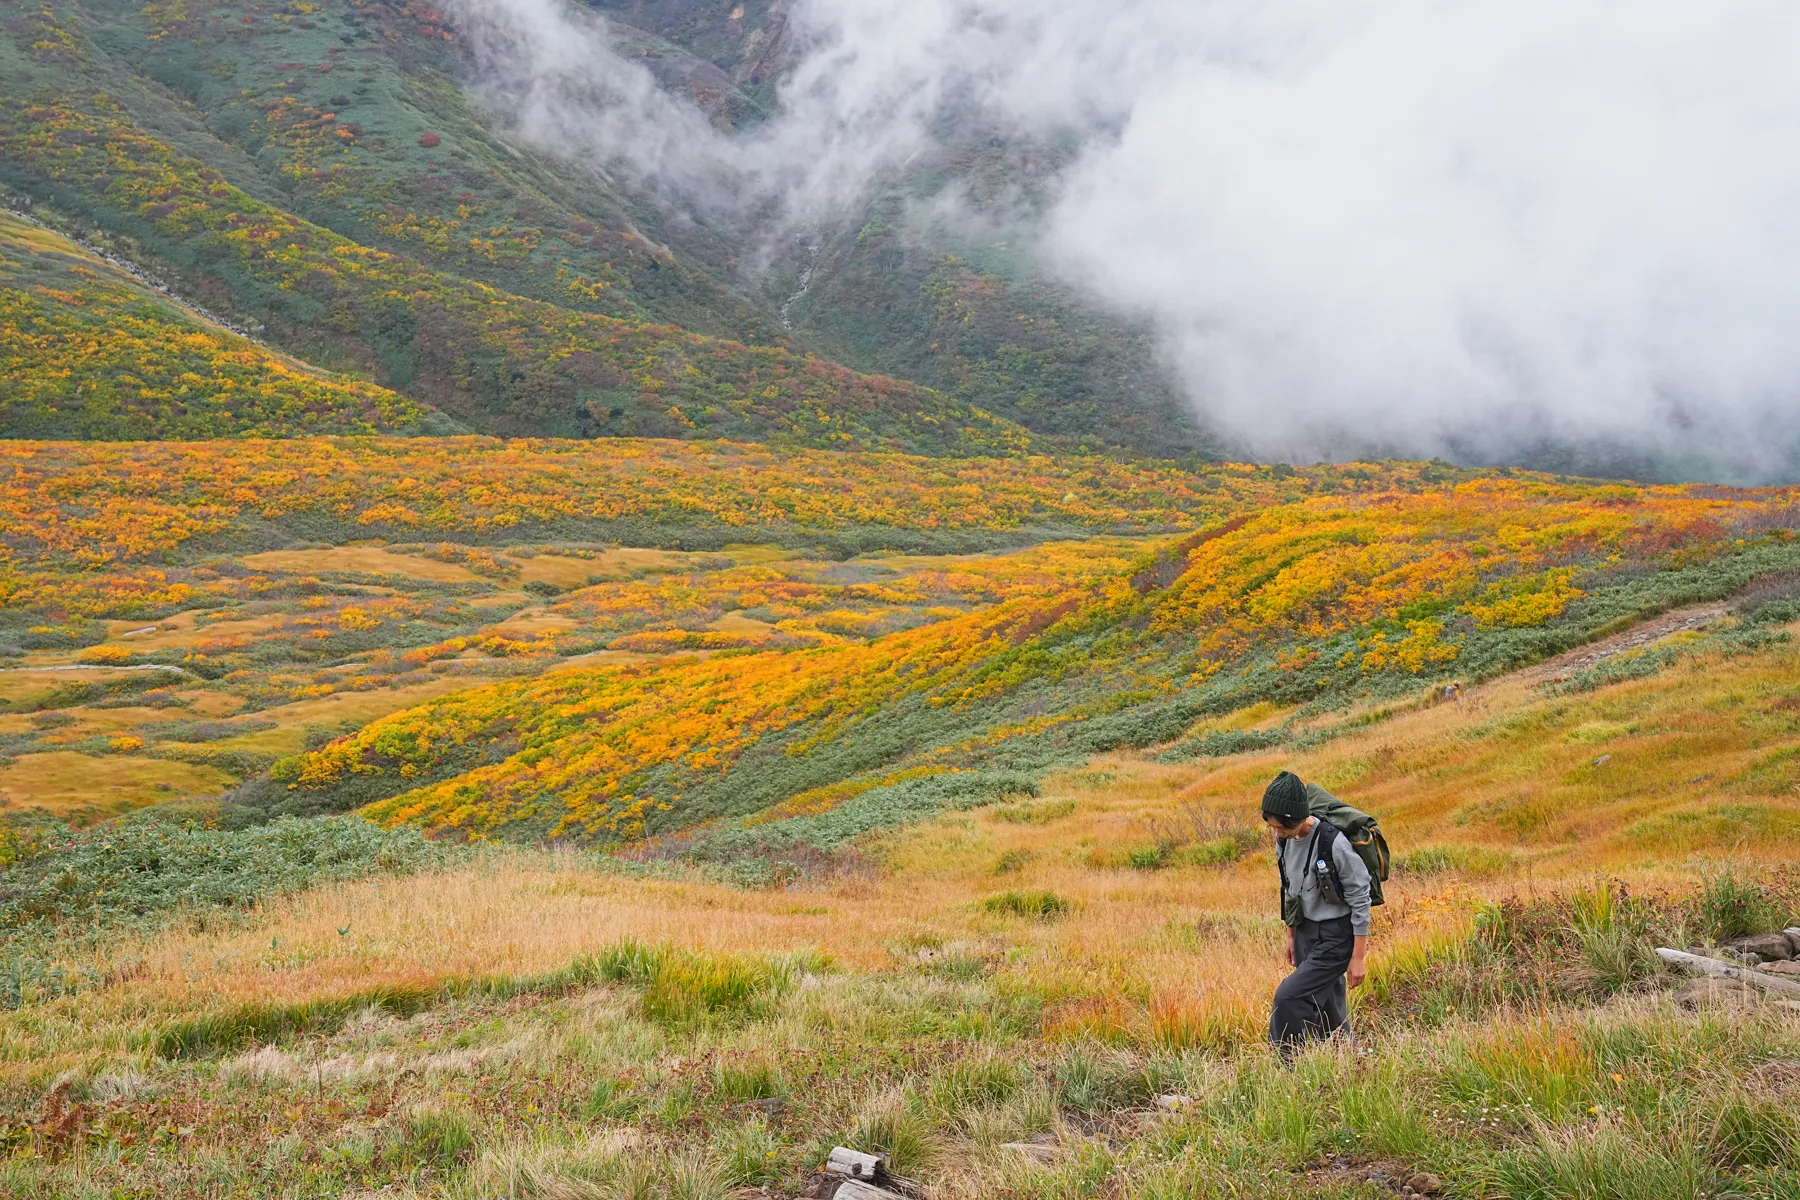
1517, 602, 1733, 684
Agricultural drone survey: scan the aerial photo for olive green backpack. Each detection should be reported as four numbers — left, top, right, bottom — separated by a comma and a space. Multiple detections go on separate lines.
1277, 782, 1390, 927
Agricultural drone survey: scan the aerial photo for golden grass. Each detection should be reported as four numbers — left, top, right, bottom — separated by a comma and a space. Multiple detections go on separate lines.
0, 666, 149, 704
707, 612, 778, 636
0, 704, 187, 737
47, 611, 291, 663
512, 554, 612, 588
0, 750, 233, 822
238, 547, 483, 582
7, 625, 1799, 1087
482, 608, 580, 638
204, 676, 492, 754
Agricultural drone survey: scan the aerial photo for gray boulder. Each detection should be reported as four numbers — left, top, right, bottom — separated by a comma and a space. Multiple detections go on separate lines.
1725, 933, 1795, 961
1674, 977, 1764, 1012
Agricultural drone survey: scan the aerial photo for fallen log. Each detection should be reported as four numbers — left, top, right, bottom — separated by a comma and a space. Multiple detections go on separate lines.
1656, 948, 1800, 999
825, 1148, 885, 1180
820, 1146, 926, 1198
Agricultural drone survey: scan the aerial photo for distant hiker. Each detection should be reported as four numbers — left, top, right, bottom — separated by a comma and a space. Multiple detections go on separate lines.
1261, 770, 1382, 1057
1441, 680, 1463, 705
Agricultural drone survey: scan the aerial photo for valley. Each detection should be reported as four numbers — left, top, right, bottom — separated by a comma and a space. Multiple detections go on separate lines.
1, 0, 1798, 1195
1, 437, 1797, 1196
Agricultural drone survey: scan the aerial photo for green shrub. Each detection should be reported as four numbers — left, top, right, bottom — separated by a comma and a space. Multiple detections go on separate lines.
1554, 646, 1684, 694
1153, 728, 1290, 763
992, 849, 1033, 875
680, 770, 1041, 872
0, 816, 444, 936
981, 890, 1070, 920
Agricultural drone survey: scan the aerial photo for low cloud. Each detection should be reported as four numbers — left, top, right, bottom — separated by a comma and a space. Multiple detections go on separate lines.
445, 0, 1800, 479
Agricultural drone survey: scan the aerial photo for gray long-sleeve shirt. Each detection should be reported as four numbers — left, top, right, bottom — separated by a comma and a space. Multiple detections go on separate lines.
1279, 821, 1373, 936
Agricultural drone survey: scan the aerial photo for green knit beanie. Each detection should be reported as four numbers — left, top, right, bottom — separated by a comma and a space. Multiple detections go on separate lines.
1261, 771, 1310, 822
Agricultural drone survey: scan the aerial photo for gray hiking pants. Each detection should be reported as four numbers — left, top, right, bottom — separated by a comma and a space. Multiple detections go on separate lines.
1270, 914, 1352, 1054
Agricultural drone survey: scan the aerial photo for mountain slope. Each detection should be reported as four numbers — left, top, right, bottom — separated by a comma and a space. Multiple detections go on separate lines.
264, 477, 1800, 844
584, 0, 1219, 458
0, 209, 435, 436
0, 3, 1028, 452
0, 0, 1223, 456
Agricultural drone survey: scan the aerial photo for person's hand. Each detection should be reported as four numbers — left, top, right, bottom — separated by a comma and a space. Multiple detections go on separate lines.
1283, 929, 1296, 967
1346, 954, 1367, 989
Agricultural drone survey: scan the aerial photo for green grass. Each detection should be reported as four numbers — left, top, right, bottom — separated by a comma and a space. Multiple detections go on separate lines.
981, 890, 1071, 920
1697, 864, 1798, 941
1395, 844, 1517, 876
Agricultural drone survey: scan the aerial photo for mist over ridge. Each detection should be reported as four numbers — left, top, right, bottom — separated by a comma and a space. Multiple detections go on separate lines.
443, 0, 1800, 482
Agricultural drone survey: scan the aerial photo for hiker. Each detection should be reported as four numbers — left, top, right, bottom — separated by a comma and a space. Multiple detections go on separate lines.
1262, 770, 1373, 1056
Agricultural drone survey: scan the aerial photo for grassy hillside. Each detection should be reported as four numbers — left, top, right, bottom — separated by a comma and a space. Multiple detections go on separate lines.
0, 210, 437, 436
0, 0, 1219, 455
5, 446, 1792, 842
267, 476, 1800, 846
1, 612, 1797, 1196
0, 437, 1337, 826
0, 89, 1020, 450
2, 442, 1798, 1197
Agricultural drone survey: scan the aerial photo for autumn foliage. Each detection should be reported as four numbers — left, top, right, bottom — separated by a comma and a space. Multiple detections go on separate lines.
278, 476, 1800, 842
0, 213, 429, 438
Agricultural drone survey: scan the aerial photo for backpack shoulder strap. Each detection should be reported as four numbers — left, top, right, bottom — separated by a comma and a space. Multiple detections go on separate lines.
1312, 819, 1341, 855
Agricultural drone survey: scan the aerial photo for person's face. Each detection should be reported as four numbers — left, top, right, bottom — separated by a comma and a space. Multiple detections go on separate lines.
1263, 814, 1307, 838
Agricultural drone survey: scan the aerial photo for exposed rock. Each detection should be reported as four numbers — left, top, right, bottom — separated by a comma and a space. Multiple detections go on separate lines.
1155, 1093, 1195, 1113
1674, 977, 1763, 1011
1758, 961, 1800, 977
1725, 933, 1795, 962
1407, 1171, 1445, 1195
999, 1141, 1059, 1163
832, 1182, 909, 1200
